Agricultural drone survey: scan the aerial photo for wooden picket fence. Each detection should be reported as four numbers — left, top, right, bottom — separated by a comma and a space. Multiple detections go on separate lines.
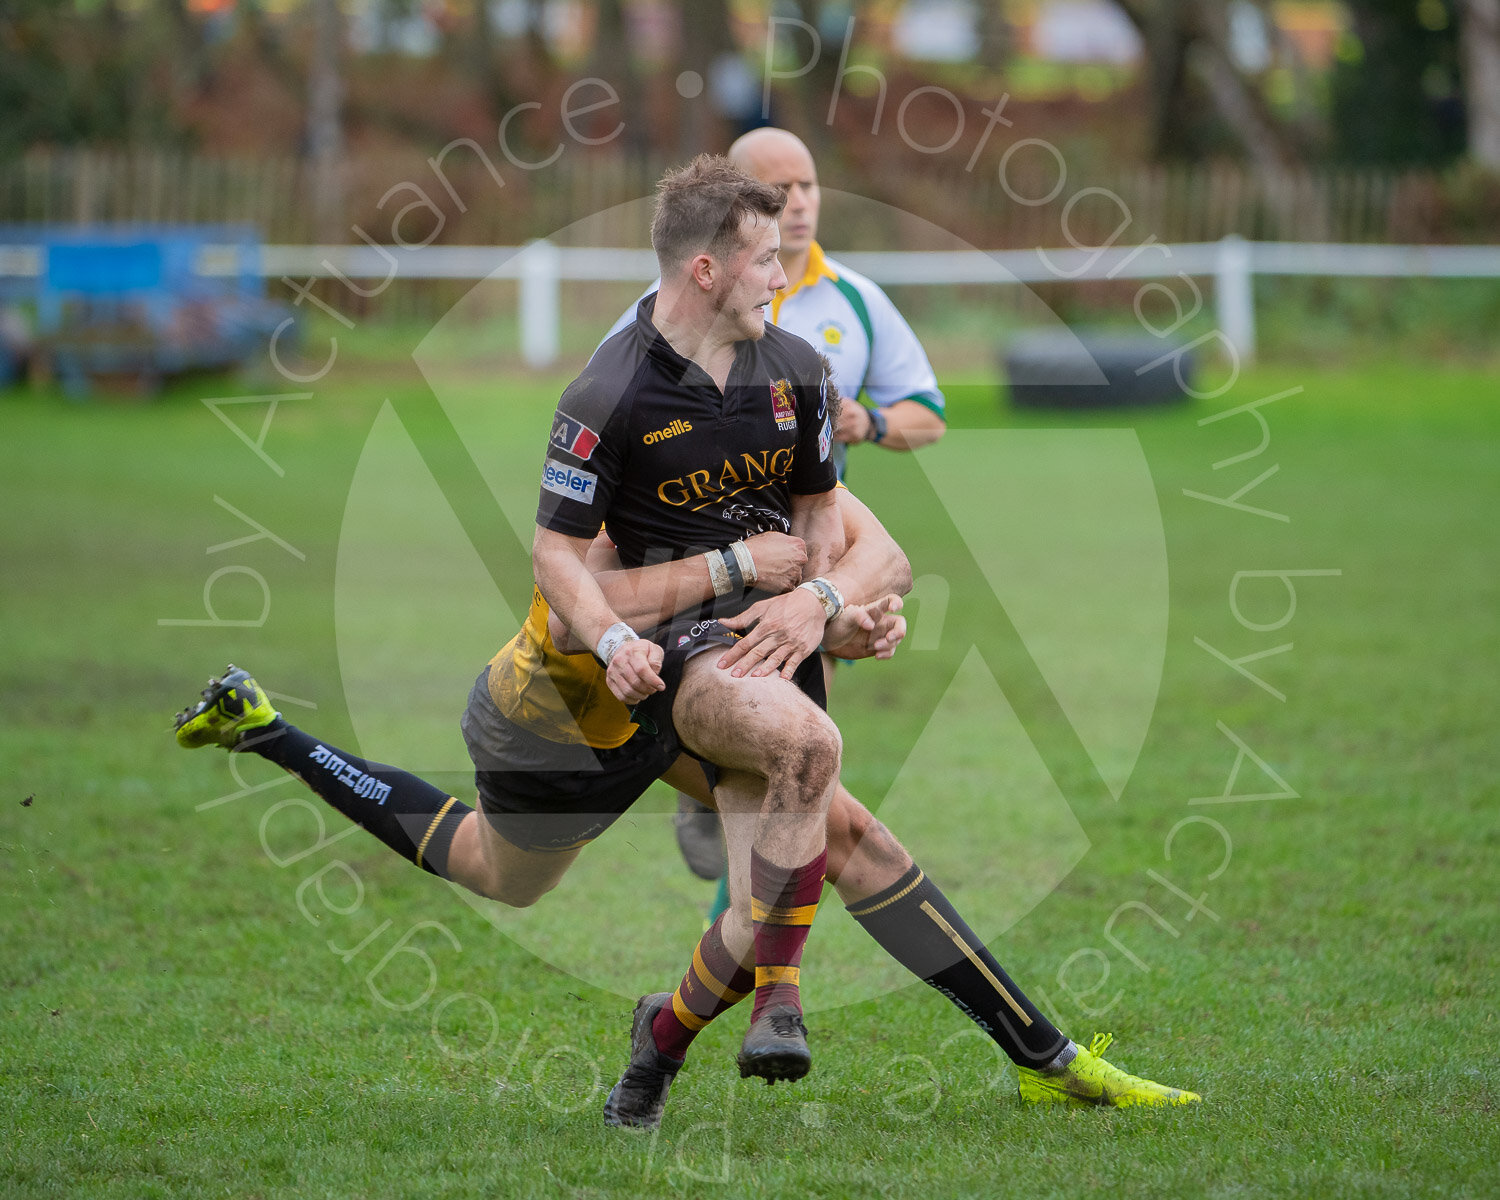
0, 147, 1477, 250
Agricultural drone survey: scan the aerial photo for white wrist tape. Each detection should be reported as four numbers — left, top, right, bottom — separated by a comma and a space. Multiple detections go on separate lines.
705, 549, 734, 597
729, 539, 757, 587
596, 621, 639, 665
797, 576, 845, 621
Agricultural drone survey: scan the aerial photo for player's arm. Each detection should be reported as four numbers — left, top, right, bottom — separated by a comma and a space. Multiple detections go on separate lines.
720, 487, 910, 675
839, 397, 945, 450
547, 530, 808, 653
822, 487, 911, 602
712, 355, 849, 678
532, 526, 664, 704
586, 531, 808, 628
790, 485, 844, 579
799, 491, 912, 663
551, 491, 903, 653
712, 486, 843, 679
835, 277, 946, 451
533, 377, 667, 704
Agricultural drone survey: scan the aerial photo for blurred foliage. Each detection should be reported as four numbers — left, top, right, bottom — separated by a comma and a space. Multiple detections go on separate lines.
1252, 273, 1500, 362
1331, 0, 1467, 164
0, 0, 181, 152
0, 0, 1496, 176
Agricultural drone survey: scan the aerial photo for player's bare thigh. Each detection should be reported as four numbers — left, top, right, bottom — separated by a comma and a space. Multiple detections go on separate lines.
670, 652, 841, 785
445, 806, 583, 908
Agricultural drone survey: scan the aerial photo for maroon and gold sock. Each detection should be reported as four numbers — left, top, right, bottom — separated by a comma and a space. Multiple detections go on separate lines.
749, 846, 827, 1019
650, 913, 755, 1060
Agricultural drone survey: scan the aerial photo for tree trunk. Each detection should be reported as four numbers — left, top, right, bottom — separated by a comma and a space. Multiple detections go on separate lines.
1142, 4, 1195, 159
1461, 0, 1500, 169
306, 0, 344, 242
1111, 0, 1301, 165
159, 0, 203, 91
674, 0, 738, 155
471, 0, 517, 119
973, 0, 1011, 70
590, 0, 650, 159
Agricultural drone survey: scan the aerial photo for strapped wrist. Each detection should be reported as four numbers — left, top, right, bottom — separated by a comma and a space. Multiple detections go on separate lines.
728, 539, 758, 587
705, 549, 734, 597
596, 622, 639, 665
797, 576, 845, 621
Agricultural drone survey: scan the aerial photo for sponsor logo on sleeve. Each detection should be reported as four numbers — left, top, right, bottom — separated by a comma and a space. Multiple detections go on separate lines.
770, 378, 797, 431
541, 458, 598, 504
550, 413, 601, 461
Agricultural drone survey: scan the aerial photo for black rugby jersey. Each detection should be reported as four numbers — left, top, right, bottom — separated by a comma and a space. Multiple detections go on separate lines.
536, 294, 837, 575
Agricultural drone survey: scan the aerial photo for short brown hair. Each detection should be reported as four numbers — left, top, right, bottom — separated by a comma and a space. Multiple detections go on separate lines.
650, 154, 786, 271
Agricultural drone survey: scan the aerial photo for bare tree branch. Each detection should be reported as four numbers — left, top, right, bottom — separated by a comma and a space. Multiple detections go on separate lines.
1460, 0, 1500, 168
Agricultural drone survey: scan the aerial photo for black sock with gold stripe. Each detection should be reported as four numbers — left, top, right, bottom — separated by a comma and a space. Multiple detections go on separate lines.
847, 863, 1068, 1069
241, 718, 471, 878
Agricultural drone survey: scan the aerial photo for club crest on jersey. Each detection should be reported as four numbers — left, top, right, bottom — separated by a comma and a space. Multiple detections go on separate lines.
770, 378, 797, 431
550, 413, 600, 461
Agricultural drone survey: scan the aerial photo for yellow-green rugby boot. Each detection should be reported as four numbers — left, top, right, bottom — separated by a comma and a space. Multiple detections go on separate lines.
1018, 1034, 1201, 1108
173, 665, 277, 750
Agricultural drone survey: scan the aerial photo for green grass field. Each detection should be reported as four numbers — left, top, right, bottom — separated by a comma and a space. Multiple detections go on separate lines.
2, 343, 1497, 1199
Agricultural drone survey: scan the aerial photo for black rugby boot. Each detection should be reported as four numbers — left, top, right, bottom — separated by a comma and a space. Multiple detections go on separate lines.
604, 993, 684, 1129
736, 1004, 811, 1084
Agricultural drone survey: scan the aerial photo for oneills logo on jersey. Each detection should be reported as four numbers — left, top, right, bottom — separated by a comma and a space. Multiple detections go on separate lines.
643, 419, 693, 445
770, 379, 797, 431
550, 414, 600, 461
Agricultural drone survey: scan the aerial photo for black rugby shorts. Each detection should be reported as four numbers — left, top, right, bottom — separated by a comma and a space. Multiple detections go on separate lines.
461, 666, 676, 854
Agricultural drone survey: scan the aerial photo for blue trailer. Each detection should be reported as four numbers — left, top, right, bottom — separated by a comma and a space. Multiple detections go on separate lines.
0, 224, 290, 395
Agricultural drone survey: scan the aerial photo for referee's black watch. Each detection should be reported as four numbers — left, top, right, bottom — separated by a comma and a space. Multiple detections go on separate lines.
864, 405, 887, 444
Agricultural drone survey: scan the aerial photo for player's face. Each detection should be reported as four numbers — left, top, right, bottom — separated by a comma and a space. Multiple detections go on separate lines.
718, 214, 787, 342
743, 141, 820, 258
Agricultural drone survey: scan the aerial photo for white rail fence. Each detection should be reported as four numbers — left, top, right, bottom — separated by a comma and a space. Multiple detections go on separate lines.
259, 237, 1500, 367
12, 236, 1500, 366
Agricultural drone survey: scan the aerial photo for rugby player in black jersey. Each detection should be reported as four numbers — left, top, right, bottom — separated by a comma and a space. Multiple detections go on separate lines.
173, 496, 1199, 1129
172, 157, 1199, 1127
531, 156, 849, 1085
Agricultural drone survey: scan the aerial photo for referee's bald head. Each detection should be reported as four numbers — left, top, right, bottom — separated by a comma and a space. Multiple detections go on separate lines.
727, 128, 820, 260
727, 127, 816, 176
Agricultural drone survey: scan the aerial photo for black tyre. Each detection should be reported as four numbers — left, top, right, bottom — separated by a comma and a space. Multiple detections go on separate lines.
1003, 330, 1194, 409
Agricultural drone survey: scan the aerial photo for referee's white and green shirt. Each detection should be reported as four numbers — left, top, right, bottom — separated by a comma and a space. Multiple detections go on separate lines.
604, 241, 944, 479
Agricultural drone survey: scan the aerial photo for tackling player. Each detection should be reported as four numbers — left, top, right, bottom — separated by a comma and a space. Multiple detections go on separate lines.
172, 482, 1200, 1130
